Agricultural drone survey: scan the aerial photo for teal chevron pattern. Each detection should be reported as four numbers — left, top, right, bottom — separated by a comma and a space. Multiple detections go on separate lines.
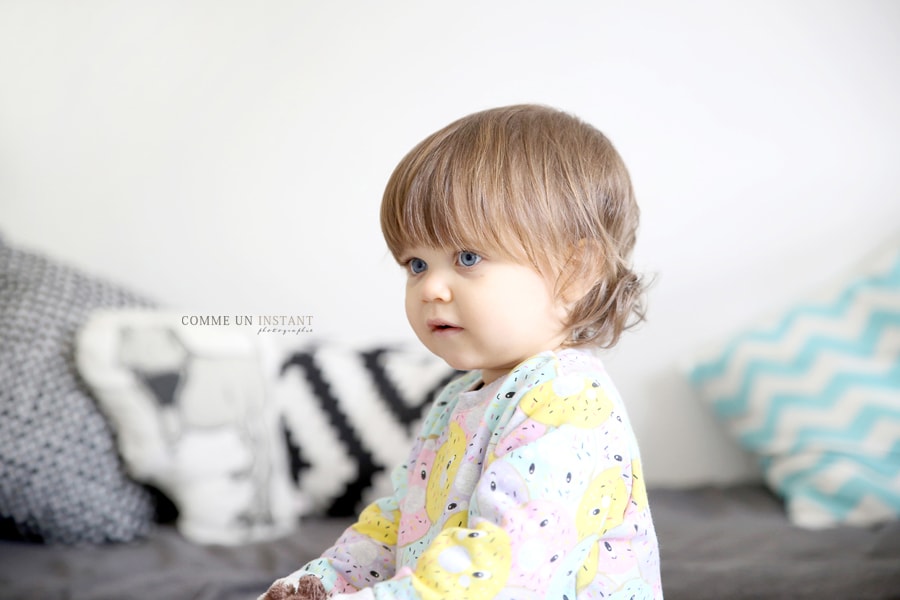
688, 238, 900, 528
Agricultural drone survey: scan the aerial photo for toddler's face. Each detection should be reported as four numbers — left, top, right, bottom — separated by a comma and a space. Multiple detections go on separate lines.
400, 245, 569, 384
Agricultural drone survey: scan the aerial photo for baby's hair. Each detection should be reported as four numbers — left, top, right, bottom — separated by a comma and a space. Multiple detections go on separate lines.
381, 104, 646, 348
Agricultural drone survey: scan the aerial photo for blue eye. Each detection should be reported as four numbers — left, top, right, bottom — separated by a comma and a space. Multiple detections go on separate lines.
457, 251, 481, 267
408, 258, 427, 274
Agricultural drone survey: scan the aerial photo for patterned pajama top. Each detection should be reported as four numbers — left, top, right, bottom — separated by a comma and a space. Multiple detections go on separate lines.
267, 347, 662, 599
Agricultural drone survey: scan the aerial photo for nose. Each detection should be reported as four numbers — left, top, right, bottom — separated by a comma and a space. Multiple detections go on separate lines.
418, 269, 452, 303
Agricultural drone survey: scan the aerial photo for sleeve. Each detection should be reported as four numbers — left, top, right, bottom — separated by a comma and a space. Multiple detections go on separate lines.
259, 373, 471, 599
259, 459, 408, 598
324, 373, 657, 600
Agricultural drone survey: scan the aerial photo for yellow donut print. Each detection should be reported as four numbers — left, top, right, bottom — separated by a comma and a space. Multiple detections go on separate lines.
412, 521, 512, 600
352, 503, 400, 546
426, 421, 467, 523
520, 377, 613, 428
631, 458, 649, 511
576, 467, 628, 538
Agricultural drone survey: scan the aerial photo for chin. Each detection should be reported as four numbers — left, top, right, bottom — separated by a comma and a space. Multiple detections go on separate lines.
430, 351, 477, 373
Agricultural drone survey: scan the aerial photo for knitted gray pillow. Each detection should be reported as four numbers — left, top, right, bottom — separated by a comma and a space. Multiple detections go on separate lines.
0, 236, 156, 544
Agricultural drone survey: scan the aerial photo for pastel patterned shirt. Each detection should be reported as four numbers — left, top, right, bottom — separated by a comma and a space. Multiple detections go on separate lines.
268, 347, 662, 599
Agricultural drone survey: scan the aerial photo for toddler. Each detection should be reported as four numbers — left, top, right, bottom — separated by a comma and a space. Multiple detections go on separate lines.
261, 104, 662, 599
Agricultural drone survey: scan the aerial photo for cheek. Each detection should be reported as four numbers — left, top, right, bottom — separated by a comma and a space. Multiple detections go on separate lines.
404, 293, 418, 324
405, 291, 429, 337
404, 279, 417, 309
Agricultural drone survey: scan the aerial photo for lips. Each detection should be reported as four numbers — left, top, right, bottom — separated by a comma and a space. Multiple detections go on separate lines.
426, 318, 462, 333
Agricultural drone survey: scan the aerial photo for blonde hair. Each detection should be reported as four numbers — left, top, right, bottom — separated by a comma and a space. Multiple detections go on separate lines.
380, 104, 646, 348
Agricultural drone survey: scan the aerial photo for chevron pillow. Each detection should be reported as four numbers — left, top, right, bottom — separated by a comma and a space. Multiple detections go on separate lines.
687, 236, 900, 529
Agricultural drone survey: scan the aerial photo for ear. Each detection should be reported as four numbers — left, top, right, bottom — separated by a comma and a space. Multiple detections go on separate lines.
558, 239, 605, 307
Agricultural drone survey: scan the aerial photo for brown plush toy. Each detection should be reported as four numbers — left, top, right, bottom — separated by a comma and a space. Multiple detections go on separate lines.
260, 575, 327, 600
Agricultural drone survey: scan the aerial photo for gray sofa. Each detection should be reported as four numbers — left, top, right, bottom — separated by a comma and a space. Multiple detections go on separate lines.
2, 484, 899, 600
2, 237, 899, 599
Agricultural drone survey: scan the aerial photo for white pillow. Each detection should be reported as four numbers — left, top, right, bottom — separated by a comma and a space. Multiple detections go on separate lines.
77, 310, 298, 545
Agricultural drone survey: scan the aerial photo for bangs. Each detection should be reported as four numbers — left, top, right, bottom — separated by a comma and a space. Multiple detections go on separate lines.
380, 118, 533, 263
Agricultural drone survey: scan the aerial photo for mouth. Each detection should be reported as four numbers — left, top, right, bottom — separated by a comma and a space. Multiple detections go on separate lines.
427, 318, 463, 334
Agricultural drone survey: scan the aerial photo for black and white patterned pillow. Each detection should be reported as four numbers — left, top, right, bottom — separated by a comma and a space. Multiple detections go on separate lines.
0, 236, 156, 544
272, 344, 458, 517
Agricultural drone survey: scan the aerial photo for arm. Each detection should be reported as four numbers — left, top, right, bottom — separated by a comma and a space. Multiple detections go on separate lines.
258, 470, 406, 599
404, 375, 652, 599
324, 373, 657, 599
259, 372, 476, 600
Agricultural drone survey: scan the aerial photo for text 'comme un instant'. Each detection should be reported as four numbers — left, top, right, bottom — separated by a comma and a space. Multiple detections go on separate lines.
181, 314, 313, 335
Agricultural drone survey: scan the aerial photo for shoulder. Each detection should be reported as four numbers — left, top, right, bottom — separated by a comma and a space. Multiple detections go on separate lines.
498, 347, 632, 430
500, 346, 612, 394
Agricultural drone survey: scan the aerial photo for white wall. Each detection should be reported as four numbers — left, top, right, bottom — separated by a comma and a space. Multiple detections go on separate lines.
2, 0, 899, 487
